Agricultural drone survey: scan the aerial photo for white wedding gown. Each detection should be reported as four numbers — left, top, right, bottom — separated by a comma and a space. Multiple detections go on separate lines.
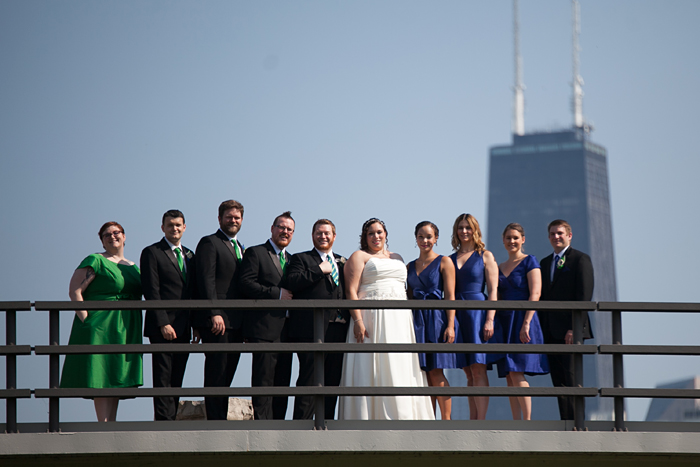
338, 257, 435, 420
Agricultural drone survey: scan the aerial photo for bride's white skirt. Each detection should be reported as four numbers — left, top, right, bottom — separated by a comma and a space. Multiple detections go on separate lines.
338, 308, 435, 420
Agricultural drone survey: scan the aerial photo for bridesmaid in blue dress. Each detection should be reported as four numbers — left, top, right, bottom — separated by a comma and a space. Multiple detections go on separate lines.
497, 222, 549, 420
450, 214, 499, 420
407, 221, 457, 420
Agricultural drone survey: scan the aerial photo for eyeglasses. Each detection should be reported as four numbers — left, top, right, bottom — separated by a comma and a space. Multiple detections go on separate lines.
102, 231, 123, 239
274, 225, 294, 233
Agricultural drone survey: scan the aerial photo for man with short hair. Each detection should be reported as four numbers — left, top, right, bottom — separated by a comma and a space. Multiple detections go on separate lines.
285, 219, 347, 420
539, 219, 594, 420
239, 211, 295, 420
141, 209, 194, 421
194, 200, 246, 420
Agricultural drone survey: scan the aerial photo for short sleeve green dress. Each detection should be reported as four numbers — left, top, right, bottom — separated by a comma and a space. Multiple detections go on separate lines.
60, 254, 143, 389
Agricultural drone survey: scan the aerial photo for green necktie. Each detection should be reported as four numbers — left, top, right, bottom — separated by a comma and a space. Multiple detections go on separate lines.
174, 247, 186, 281
279, 251, 287, 273
231, 239, 242, 262
327, 254, 339, 286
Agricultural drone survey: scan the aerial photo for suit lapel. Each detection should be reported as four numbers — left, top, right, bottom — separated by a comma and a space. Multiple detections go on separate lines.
267, 241, 283, 277
551, 249, 570, 286
161, 239, 185, 283
319, 251, 338, 288
217, 230, 241, 263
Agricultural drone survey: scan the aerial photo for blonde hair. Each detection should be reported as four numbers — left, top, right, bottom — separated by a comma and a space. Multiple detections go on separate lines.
451, 214, 485, 253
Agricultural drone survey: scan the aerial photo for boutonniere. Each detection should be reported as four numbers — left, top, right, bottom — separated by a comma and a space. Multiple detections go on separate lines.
185, 250, 194, 260
337, 256, 347, 266
556, 256, 566, 269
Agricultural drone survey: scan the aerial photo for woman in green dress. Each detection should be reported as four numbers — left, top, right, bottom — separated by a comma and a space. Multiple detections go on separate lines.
60, 221, 143, 422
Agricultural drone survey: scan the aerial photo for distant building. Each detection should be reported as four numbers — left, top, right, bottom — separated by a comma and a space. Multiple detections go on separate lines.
481, 127, 617, 421
645, 377, 700, 422
448, 1, 618, 421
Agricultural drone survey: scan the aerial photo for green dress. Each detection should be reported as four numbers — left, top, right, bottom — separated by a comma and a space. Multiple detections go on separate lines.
60, 254, 143, 389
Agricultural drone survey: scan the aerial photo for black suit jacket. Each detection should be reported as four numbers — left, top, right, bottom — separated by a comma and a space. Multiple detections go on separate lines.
141, 238, 195, 339
239, 240, 289, 341
193, 230, 245, 330
539, 247, 594, 341
284, 249, 346, 341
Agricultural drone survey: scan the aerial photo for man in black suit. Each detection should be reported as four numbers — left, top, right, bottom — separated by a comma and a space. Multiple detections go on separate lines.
141, 209, 194, 421
239, 211, 295, 420
194, 199, 246, 420
539, 219, 594, 420
285, 219, 347, 420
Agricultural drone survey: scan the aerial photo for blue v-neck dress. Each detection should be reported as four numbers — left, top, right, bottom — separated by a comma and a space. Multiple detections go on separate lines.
408, 256, 460, 371
495, 255, 549, 378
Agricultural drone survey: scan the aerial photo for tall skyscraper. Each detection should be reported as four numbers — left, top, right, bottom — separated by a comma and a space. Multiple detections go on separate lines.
447, 1, 617, 421
486, 127, 616, 421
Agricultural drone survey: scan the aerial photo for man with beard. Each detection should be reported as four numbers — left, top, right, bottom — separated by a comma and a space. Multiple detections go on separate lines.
194, 200, 246, 420
239, 211, 295, 420
284, 219, 347, 420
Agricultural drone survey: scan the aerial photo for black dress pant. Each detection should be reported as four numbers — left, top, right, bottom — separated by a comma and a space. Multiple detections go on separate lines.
250, 320, 292, 420
545, 336, 579, 420
149, 332, 190, 421
198, 326, 244, 421
292, 350, 315, 420
324, 321, 349, 419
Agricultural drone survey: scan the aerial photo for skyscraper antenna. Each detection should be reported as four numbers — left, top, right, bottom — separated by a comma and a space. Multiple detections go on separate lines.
512, 0, 525, 136
572, 0, 585, 129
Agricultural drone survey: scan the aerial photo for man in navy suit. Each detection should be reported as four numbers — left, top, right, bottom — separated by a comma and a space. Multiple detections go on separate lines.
539, 219, 594, 420
141, 209, 195, 421
194, 200, 246, 420
285, 218, 347, 420
239, 211, 295, 420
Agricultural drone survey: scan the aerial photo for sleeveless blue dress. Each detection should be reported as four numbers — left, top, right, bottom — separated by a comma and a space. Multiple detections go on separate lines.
407, 256, 460, 371
495, 255, 549, 378
451, 251, 496, 367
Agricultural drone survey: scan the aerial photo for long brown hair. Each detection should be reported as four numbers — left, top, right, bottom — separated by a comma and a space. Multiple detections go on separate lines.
451, 213, 485, 253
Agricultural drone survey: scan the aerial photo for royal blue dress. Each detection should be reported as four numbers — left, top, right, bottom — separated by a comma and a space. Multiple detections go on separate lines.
408, 256, 460, 371
451, 251, 495, 367
495, 255, 549, 378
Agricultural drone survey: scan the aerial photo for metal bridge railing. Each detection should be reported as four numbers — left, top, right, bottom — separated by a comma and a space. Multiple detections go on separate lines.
2, 300, 700, 433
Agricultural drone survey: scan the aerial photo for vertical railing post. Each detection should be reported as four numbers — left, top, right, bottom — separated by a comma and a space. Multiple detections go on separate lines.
572, 308, 585, 430
612, 307, 625, 431
5, 309, 18, 433
312, 307, 325, 430
49, 309, 60, 432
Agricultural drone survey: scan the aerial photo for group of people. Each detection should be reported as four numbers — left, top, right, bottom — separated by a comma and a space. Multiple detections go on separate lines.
59, 200, 594, 423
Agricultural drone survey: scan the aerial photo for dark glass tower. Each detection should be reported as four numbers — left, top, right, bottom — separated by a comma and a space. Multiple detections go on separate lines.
484, 127, 616, 420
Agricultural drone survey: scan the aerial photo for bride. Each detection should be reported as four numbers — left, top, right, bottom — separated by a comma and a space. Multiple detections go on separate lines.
338, 218, 435, 420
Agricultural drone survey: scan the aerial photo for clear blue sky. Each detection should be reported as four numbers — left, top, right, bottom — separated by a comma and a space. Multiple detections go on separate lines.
2, 0, 699, 422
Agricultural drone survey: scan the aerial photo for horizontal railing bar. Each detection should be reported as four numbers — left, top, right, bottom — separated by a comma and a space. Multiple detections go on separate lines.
0, 302, 32, 311
0, 389, 32, 399
600, 388, 700, 399
32, 299, 596, 311
598, 301, 700, 312
33, 343, 599, 355
599, 345, 700, 355
34, 387, 600, 398
0, 345, 32, 356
